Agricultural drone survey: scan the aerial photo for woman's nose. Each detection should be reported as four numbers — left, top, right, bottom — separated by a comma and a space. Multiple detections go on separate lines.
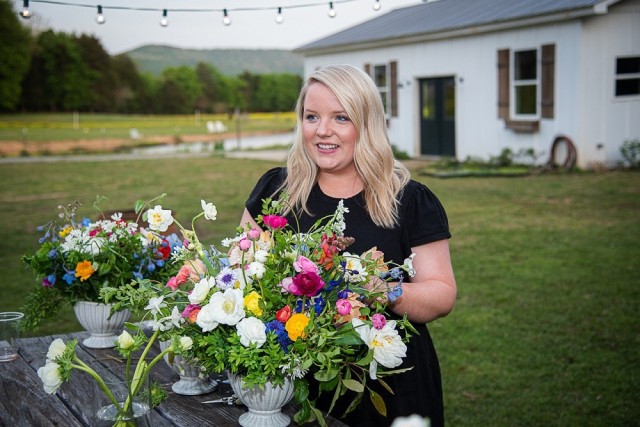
316, 119, 332, 136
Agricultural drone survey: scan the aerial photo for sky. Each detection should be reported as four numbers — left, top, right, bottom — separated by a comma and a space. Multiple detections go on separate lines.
14, 0, 423, 55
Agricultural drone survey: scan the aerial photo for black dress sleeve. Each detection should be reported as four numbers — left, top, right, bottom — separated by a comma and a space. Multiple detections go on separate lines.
245, 167, 287, 218
403, 180, 451, 248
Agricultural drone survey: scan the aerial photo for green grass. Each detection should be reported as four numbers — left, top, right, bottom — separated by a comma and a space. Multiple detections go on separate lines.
0, 157, 638, 426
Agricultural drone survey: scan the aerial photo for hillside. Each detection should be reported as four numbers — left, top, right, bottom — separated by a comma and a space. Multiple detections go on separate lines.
124, 45, 304, 76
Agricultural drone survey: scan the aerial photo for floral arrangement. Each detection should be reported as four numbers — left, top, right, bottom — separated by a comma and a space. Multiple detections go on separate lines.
103, 196, 417, 425
37, 323, 192, 426
21, 196, 182, 330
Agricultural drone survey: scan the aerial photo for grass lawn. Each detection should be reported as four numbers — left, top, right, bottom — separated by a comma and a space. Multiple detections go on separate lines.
0, 156, 638, 426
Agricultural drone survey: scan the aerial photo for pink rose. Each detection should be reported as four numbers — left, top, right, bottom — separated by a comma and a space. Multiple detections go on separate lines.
372, 313, 387, 330
289, 272, 325, 297
247, 228, 261, 240
263, 215, 288, 229
293, 256, 319, 274
238, 238, 252, 251
336, 299, 352, 316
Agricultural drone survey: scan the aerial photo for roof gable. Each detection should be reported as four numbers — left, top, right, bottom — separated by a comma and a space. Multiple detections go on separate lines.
295, 0, 620, 53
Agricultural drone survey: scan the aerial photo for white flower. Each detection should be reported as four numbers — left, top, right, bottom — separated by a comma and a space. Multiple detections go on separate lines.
236, 317, 267, 348
207, 288, 246, 326
343, 253, 367, 283
352, 318, 407, 380
403, 253, 416, 278
201, 200, 218, 221
189, 277, 215, 305
160, 306, 183, 330
38, 362, 63, 394
179, 336, 193, 351
46, 339, 66, 362
117, 330, 135, 350
146, 205, 174, 232
247, 261, 266, 279
145, 295, 166, 315
390, 414, 430, 427
254, 249, 268, 263
232, 267, 252, 290
195, 303, 219, 332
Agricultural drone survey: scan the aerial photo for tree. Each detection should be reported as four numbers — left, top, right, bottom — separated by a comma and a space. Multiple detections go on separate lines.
0, 0, 32, 111
160, 66, 203, 113
75, 34, 116, 111
111, 54, 144, 113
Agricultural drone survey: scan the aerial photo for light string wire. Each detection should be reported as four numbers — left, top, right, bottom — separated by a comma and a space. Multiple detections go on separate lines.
25, 0, 375, 14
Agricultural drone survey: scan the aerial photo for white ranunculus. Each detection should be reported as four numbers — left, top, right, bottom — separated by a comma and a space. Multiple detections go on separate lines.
195, 303, 220, 332
343, 253, 367, 283
117, 330, 135, 350
38, 362, 63, 394
46, 338, 66, 362
208, 288, 246, 326
254, 249, 268, 263
145, 295, 166, 315
188, 277, 215, 305
146, 205, 174, 232
247, 261, 266, 279
179, 336, 193, 351
201, 200, 218, 221
352, 318, 407, 380
236, 317, 267, 348
390, 414, 430, 427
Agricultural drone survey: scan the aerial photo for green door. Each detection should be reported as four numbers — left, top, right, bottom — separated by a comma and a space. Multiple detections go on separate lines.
420, 77, 456, 157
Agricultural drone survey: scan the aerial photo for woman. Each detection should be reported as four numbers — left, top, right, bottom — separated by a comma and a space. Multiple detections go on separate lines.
240, 64, 456, 426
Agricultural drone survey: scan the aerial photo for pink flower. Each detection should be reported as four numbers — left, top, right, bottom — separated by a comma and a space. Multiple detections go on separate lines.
247, 227, 261, 240
238, 238, 252, 251
165, 276, 179, 291
372, 313, 387, 330
279, 277, 294, 293
293, 256, 319, 274
336, 299, 352, 316
175, 260, 207, 285
263, 215, 288, 229
289, 272, 325, 297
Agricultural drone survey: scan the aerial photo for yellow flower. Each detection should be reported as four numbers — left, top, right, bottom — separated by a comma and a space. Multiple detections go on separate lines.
244, 291, 263, 317
58, 226, 73, 238
75, 260, 94, 281
285, 313, 310, 341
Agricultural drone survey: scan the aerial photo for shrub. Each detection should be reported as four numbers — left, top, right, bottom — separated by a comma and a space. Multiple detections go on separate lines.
620, 138, 640, 168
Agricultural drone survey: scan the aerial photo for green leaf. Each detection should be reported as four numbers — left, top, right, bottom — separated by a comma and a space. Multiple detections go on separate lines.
355, 350, 374, 367
369, 388, 387, 416
342, 378, 365, 393
314, 367, 339, 382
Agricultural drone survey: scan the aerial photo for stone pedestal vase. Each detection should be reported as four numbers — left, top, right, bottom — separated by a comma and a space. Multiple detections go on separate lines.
227, 371, 294, 427
73, 301, 131, 349
160, 341, 217, 395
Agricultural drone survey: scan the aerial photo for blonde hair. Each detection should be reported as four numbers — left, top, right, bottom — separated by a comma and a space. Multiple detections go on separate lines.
282, 64, 410, 228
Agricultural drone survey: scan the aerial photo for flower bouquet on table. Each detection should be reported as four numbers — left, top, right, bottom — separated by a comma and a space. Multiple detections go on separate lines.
21, 195, 182, 335
106, 196, 417, 425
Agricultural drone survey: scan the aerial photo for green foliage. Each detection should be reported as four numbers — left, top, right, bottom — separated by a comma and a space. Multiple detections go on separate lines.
620, 138, 640, 168
0, 0, 32, 111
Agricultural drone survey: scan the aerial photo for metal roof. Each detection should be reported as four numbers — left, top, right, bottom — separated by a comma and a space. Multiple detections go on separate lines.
295, 0, 618, 53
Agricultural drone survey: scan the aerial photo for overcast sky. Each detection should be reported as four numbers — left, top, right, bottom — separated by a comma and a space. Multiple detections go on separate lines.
14, 0, 422, 54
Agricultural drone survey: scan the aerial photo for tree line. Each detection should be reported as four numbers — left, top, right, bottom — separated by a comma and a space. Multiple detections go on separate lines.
0, 0, 302, 114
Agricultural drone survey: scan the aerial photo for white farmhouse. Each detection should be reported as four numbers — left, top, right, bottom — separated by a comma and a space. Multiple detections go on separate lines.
295, 0, 640, 168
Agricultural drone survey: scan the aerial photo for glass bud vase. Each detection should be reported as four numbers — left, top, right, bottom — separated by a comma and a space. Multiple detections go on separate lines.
92, 365, 152, 427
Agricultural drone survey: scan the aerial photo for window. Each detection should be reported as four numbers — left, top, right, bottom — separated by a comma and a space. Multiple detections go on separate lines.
615, 56, 640, 97
512, 49, 538, 117
373, 64, 389, 114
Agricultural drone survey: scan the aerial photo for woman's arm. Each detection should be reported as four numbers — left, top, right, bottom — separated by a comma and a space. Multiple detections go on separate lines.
387, 239, 457, 324
240, 208, 260, 230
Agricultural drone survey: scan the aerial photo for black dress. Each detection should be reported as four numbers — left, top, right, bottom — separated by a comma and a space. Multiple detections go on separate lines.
245, 167, 451, 427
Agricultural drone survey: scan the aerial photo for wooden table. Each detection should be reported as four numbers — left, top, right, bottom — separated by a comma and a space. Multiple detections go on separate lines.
0, 332, 348, 426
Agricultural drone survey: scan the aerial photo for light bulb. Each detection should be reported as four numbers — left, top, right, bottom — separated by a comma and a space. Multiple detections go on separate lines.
275, 7, 284, 24
222, 9, 231, 26
19, 0, 31, 19
160, 9, 168, 27
96, 5, 106, 24
373, 0, 381, 11
328, 2, 336, 18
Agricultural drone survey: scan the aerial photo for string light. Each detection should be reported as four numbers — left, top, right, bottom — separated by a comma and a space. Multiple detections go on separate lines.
373, 0, 381, 11
95, 5, 106, 24
19, 0, 31, 19
275, 6, 284, 24
222, 8, 231, 25
328, 1, 336, 17
160, 9, 168, 27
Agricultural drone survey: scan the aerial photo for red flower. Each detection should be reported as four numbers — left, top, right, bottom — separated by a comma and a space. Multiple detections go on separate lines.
157, 240, 172, 260
290, 272, 325, 297
276, 305, 292, 323
263, 215, 288, 230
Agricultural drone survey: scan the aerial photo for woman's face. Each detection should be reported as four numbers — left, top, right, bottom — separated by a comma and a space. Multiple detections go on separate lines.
301, 82, 358, 176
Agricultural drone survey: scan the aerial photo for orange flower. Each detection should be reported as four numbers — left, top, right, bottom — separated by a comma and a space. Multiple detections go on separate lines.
188, 307, 201, 323
285, 313, 310, 341
75, 261, 94, 281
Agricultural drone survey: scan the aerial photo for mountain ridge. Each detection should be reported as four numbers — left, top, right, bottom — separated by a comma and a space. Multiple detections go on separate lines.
123, 45, 304, 76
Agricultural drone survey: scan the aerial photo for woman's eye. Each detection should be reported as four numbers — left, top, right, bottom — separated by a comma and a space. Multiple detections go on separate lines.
305, 114, 317, 121
336, 115, 350, 122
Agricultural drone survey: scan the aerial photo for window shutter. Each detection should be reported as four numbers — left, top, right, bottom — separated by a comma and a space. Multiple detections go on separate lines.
541, 44, 555, 119
497, 49, 510, 119
364, 63, 371, 75
390, 60, 398, 117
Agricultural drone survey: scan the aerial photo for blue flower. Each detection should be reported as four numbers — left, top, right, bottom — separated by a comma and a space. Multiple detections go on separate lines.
81, 217, 91, 227
266, 320, 292, 352
63, 270, 77, 285
47, 249, 58, 259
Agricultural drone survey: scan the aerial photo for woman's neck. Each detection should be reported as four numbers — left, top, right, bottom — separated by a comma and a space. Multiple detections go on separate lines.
317, 171, 364, 199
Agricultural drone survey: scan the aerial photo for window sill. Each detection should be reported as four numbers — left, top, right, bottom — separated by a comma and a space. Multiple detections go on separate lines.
505, 119, 539, 133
